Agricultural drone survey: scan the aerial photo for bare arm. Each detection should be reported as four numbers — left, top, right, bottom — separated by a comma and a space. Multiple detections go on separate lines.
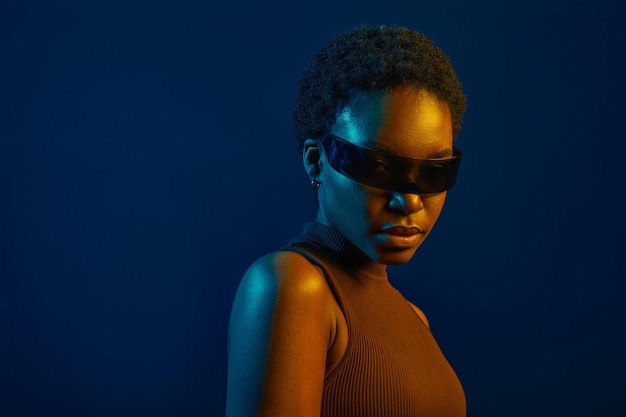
226, 251, 336, 417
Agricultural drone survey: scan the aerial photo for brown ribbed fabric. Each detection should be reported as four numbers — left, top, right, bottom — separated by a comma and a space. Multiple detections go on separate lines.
284, 223, 466, 417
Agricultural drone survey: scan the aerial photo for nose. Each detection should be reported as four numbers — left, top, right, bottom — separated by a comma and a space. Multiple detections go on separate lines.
388, 192, 424, 214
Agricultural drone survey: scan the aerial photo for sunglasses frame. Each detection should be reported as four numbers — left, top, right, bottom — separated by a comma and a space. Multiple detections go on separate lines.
319, 134, 462, 194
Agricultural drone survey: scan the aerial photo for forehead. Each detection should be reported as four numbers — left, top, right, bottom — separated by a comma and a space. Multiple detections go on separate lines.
330, 86, 453, 158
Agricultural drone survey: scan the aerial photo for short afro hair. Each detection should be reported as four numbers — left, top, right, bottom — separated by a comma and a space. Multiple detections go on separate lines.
292, 25, 466, 150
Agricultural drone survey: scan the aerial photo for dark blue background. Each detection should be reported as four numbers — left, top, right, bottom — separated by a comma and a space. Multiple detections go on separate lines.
3, 1, 625, 416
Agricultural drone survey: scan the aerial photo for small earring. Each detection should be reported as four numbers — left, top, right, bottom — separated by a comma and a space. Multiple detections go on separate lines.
310, 177, 321, 190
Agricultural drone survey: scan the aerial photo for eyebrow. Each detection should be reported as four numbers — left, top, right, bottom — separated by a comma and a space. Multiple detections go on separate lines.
366, 141, 454, 159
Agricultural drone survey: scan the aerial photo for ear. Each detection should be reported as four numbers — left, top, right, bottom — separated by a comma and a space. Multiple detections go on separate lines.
303, 139, 321, 179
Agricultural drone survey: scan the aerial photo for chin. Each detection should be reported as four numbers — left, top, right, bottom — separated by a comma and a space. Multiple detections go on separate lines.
375, 247, 419, 265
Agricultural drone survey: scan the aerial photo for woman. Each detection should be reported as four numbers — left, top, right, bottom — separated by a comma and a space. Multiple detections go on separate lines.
226, 25, 467, 417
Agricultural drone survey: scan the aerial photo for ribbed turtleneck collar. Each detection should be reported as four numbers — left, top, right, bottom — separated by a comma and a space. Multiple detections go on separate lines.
288, 223, 388, 281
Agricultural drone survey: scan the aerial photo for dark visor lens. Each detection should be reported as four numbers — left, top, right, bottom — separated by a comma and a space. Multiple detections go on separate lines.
319, 134, 462, 194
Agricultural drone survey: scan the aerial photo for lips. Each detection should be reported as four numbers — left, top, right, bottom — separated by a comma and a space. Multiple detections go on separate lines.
380, 225, 423, 235
378, 225, 424, 248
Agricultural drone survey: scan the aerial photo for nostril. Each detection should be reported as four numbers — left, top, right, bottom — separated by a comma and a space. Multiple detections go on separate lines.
388, 192, 407, 213
389, 192, 423, 214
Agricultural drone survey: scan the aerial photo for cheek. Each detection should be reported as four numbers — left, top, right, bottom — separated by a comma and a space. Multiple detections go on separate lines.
320, 171, 371, 219
423, 192, 447, 223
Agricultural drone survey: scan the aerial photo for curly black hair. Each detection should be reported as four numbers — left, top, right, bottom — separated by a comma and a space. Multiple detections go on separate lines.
292, 25, 466, 150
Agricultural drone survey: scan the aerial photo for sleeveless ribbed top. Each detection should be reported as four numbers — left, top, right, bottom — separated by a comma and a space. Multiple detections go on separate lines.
284, 223, 466, 417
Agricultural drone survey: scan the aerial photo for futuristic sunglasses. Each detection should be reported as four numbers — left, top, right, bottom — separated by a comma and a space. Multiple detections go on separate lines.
319, 134, 462, 194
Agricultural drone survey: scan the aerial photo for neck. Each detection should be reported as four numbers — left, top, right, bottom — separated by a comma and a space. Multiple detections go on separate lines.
297, 222, 388, 280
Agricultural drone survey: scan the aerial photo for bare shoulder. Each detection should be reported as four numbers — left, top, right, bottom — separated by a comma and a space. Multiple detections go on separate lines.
236, 250, 331, 304
227, 250, 337, 417
229, 250, 332, 341
408, 301, 430, 329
